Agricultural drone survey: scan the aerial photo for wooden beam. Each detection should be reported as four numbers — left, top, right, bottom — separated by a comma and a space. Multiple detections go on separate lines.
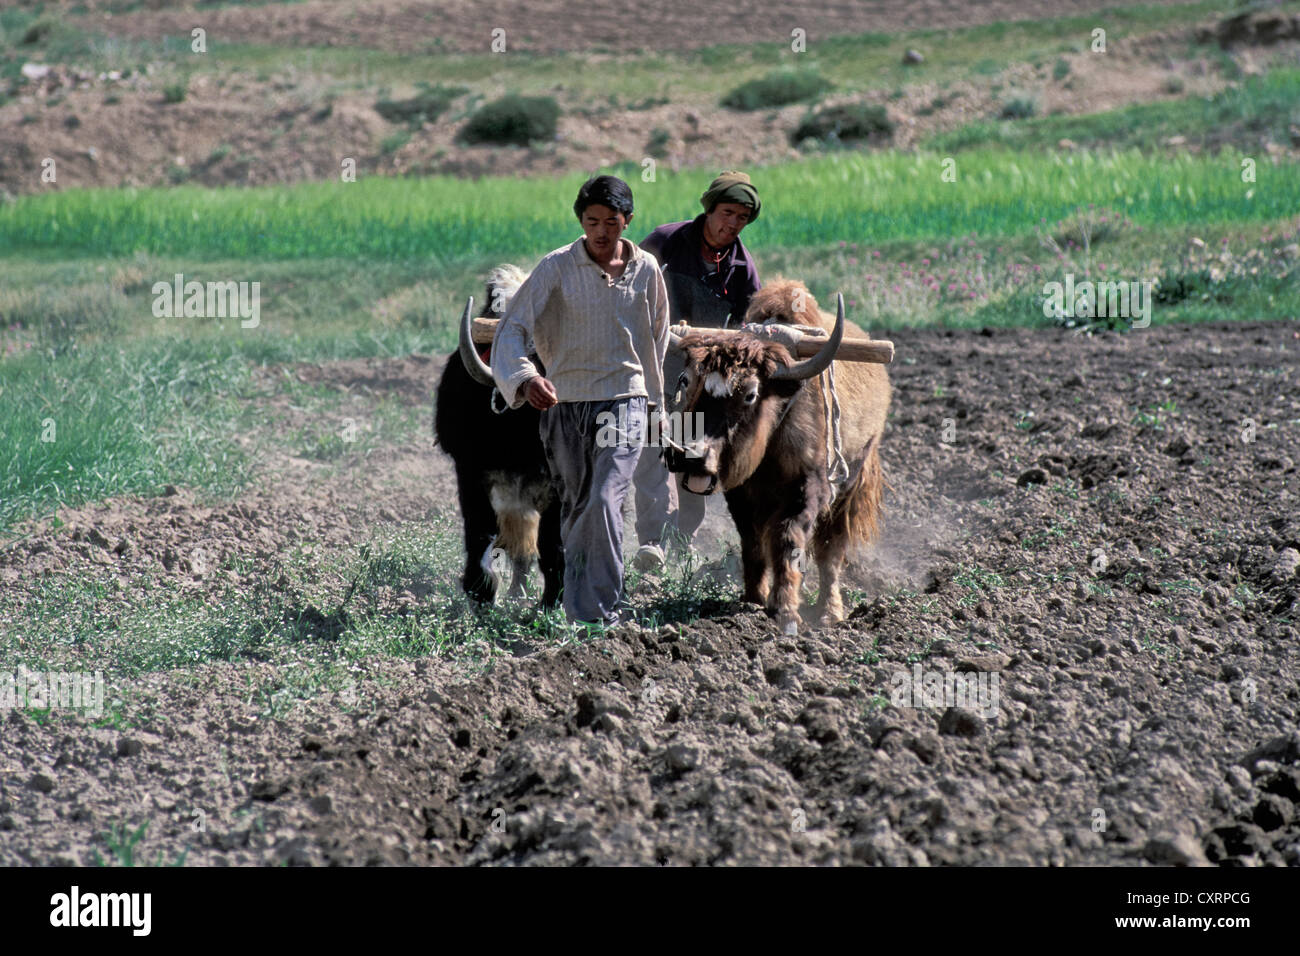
471, 317, 894, 364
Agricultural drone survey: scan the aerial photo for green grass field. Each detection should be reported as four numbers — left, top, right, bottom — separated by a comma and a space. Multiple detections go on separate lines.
4, 147, 1296, 259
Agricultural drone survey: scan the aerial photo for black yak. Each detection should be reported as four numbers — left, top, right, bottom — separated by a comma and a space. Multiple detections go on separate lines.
433, 266, 562, 606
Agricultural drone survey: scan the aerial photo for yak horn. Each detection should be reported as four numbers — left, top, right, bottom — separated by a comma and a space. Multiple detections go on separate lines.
771, 293, 845, 381
459, 296, 496, 386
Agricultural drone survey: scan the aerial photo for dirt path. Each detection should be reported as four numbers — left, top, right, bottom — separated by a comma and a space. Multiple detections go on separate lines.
2, 321, 1297, 865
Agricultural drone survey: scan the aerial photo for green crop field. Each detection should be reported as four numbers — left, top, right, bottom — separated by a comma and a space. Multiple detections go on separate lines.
4, 148, 1295, 261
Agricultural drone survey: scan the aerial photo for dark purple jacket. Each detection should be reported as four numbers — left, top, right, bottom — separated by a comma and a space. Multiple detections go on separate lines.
640, 214, 762, 328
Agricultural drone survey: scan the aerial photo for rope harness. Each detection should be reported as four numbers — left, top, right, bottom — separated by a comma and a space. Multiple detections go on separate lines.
821, 360, 850, 504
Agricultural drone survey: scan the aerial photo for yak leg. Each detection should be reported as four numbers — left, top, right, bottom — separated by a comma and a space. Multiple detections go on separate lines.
767, 519, 807, 636
769, 474, 832, 635
813, 530, 849, 624
506, 556, 530, 600
456, 467, 498, 603
725, 490, 770, 607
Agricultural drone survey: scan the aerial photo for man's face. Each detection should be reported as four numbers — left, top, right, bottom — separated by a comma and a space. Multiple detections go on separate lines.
703, 202, 753, 247
580, 204, 631, 257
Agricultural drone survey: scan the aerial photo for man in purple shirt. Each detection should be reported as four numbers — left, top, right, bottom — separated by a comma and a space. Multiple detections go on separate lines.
633, 171, 764, 571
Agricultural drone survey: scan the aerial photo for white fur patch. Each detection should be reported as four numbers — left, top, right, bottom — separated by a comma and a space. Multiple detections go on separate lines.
704, 372, 730, 398
486, 265, 527, 316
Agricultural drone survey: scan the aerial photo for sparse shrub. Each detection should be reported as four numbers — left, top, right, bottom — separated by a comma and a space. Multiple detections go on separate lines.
721, 69, 832, 111
104, 93, 121, 105
1163, 76, 1185, 95
646, 127, 671, 158
379, 129, 412, 155
206, 144, 232, 164
1047, 205, 1134, 248
166, 163, 190, 184
792, 103, 894, 146
1053, 58, 1071, 81
374, 84, 468, 127
627, 95, 669, 111
917, 94, 950, 117
459, 94, 559, 146
999, 95, 1037, 119
162, 80, 187, 104
23, 17, 56, 45
63, 115, 80, 129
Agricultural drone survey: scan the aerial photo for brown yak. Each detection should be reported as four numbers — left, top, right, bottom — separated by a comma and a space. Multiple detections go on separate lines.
662, 279, 890, 634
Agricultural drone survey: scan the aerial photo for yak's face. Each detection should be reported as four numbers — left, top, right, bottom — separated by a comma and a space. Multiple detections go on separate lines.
663, 336, 800, 495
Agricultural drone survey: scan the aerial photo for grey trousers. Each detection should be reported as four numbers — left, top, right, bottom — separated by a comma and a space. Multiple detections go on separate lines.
540, 397, 645, 625
633, 344, 706, 548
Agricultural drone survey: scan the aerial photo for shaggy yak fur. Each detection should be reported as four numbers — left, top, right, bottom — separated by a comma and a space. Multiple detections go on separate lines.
665, 278, 890, 633
433, 265, 562, 606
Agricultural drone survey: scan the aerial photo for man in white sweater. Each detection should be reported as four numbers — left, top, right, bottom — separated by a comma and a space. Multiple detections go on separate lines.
491, 176, 670, 626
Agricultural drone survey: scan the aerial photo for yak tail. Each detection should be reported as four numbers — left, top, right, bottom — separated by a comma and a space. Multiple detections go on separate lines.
489, 481, 541, 560
815, 433, 883, 556
496, 508, 540, 560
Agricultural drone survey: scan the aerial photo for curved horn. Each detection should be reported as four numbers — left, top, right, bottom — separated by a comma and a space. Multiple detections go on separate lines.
770, 293, 845, 381
458, 296, 495, 387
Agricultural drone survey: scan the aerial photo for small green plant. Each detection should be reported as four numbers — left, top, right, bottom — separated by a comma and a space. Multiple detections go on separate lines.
999, 95, 1037, 119
646, 127, 671, 158
23, 17, 56, 44
854, 638, 882, 665
379, 129, 412, 155
722, 69, 832, 111
459, 94, 559, 146
1052, 58, 1071, 81
864, 694, 890, 713
374, 85, 468, 127
793, 102, 893, 145
94, 820, 145, 866
91, 819, 188, 867
1163, 76, 1185, 95
162, 80, 188, 104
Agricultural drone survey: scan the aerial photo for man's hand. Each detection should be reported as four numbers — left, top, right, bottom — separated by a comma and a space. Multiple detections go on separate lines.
523, 375, 558, 410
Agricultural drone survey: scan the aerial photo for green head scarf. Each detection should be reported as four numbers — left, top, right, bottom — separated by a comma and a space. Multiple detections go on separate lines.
700, 170, 760, 223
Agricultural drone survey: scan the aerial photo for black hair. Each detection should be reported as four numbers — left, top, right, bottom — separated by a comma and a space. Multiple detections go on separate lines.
573, 175, 634, 221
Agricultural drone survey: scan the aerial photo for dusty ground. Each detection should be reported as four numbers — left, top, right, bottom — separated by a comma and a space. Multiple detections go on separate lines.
7, 7, 1296, 195
1, 320, 1297, 865
68, 0, 1208, 56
